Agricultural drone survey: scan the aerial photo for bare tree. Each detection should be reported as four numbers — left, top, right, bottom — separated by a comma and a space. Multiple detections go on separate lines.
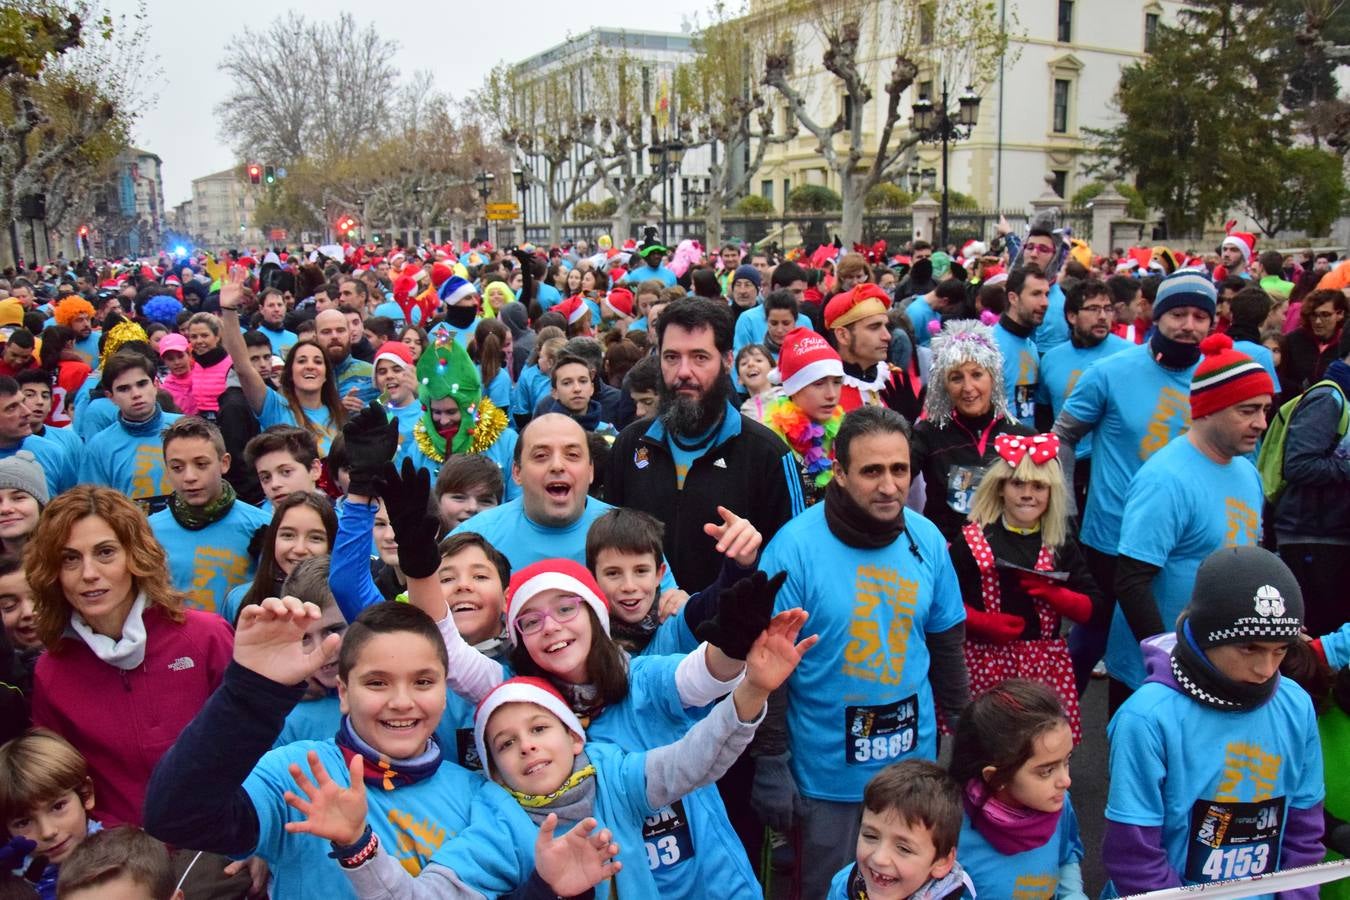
760, 0, 1013, 243
217, 13, 398, 167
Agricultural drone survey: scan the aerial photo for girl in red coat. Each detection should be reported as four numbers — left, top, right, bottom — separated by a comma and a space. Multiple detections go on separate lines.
948, 433, 1103, 741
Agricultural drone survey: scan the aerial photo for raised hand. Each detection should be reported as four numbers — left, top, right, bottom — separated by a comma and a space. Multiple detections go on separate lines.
378, 459, 440, 580
695, 570, 787, 661
282, 750, 369, 847
342, 401, 399, 497
219, 265, 249, 311
702, 505, 761, 567
234, 596, 341, 685
533, 814, 622, 896
744, 608, 817, 695
657, 589, 689, 623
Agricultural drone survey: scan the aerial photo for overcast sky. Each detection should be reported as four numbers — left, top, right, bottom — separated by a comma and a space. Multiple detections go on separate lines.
112, 0, 710, 206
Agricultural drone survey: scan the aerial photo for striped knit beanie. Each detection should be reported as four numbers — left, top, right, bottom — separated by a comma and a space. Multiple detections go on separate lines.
1152, 269, 1217, 321
1190, 334, 1275, 419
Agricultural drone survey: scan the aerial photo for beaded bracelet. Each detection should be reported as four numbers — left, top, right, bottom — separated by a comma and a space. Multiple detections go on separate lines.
329, 825, 378, 869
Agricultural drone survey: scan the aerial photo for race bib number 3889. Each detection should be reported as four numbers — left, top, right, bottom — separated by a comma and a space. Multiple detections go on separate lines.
845, 695, 918, 765
1184, 796, 1285, 883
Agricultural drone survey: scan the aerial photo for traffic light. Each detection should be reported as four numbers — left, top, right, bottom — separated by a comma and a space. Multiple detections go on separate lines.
78, 224, 88, 237
247, 164, 262, 185
264, 165, 275, 185
337, 216, 357, 236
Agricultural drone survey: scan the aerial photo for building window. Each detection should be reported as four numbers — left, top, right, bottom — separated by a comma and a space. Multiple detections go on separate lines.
919, 3, 935, 44
1144, 13, 1159, 52
761, 180, 774, 201
1053, 79, 1070, 133
1057, 0, 1073, 42
1051, 170, 1068, 198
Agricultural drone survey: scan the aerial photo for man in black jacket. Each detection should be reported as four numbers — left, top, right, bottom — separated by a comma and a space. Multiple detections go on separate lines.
606, 298, 801, 591
217, 330, 274, 505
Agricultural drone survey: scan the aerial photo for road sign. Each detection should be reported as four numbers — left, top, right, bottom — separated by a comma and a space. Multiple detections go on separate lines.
269, 228, 288, 241
486, 203, 520, 220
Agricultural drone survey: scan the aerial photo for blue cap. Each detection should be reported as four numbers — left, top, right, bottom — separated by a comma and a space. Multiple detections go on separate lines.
1152, 270, 1217, 320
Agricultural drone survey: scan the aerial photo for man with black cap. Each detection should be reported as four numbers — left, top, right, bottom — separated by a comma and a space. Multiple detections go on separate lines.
1052, 269, 1216, 694
1103, 546, 1324, 897
621, 230, 678, 288
1110, 334, 1272, 710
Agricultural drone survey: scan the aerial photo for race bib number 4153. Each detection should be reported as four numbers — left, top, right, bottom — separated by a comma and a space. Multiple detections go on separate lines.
1185, 796, 1284, 883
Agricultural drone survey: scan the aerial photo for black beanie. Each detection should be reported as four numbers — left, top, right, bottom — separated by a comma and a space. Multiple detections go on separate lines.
1184, 546, 1304, 649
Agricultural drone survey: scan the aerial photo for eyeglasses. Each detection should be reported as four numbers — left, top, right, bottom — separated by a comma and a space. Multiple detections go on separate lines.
515, 596, 584, 636
1079, 304, 1113, 315
1023, 243, 1054, 254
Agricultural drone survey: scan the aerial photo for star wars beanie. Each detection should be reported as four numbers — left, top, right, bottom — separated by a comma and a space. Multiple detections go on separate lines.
1184, 546, 1304, 649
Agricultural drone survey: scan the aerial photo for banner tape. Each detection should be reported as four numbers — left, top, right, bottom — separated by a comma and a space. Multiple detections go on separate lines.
1120, 859, 1350, 899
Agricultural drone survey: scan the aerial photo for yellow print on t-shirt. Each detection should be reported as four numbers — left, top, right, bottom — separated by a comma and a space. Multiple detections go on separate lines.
843, 565, 918, 684
131, 443, 170, 498
1139, 386, 1191, 460
1216, 742, 1282, 803
1063, 369, 1084, 401
1224, 498, 1260, 546
1017, 350, 1038, 386
386, 807, 448, 875
1012, 874, 1058, 900
185, 547, 250, 613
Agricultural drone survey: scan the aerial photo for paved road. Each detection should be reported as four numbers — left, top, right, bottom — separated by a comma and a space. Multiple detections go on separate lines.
1073, 675, 1111, 894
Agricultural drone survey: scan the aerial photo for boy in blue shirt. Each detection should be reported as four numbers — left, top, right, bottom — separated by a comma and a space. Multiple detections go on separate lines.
78, 352, 180, 512
1103, 547, 1325, 898
148, 417, 270, 615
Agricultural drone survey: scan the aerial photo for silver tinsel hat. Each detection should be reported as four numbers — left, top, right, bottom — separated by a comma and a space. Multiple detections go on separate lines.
923, 319, 1011, 426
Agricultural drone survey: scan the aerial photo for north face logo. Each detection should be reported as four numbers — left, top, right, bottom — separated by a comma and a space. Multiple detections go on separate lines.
1253, 585, 1285, 618
168, 657, 195, 672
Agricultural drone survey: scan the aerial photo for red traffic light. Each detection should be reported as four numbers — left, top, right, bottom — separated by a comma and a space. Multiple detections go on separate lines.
247, 164, 262, 185
78, 224, 89, 237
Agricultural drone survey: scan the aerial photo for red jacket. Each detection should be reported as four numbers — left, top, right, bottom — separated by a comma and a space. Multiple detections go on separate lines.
31, 606, 232, 827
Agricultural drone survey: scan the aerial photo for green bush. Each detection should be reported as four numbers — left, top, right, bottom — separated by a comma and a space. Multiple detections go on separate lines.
735, 195, 775, 214
786, 184, 843, 212
865, 183, 913, 210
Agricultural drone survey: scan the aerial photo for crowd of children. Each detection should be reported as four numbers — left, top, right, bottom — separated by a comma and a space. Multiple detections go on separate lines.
0, 234, 1347, 900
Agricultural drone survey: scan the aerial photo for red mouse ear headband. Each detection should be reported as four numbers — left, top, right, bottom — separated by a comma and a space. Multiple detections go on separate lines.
994, 432, 1060, 467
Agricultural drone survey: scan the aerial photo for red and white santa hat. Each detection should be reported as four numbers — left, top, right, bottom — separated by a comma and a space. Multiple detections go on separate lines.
555, 295, 590, 326
374, 340, 415, 371
777, 327, 843, 396
473, 676, 586, 777
1221, 222, 1257, 264
505, 559, 610, 644
604, 287, 634, 318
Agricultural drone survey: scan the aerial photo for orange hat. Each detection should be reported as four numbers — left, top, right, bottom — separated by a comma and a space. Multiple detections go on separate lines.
824, 283, 891, 330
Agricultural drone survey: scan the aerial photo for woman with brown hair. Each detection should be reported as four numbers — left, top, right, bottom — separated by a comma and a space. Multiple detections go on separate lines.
28, 485, 233, 830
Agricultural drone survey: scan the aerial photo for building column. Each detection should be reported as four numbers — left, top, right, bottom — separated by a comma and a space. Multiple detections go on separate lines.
1090, 183, 1129, 250
912, 196, 939, 243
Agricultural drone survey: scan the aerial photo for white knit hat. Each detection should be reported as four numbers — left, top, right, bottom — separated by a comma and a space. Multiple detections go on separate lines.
473, 676, 586, 777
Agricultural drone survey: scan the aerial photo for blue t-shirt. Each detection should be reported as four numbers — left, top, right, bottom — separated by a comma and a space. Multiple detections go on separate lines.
761, 503, 966, 801
731, 304, 813, 356
74, 396, 117, 442
510, 365, 551, 424
906, 296, 941, 347
1062, 343, 1195, 554
333, 354, 376, 403
1, 433, 72, 497
1033, 282, 1069, 356
1105, 674, 1324, 897
535, 282, 562, 311
34, 423, 81, 458
642, 614, 699, 657
992, 321, 1039, 421
256, 325, 297, 357
274, 695, 340, 748
372, 299, 407, 329
453, 496, 674, 591
1109, 436, 1263, 688
427, 319, 479, 349
1232, 340, 1281, 393
959, 795, 1085, 900
1035, 334, 1132, 459
257, 388, 337, 456
242, 739, 491, 899
149, 500, 270, 615
394, 426, 520, 503
79, 410, 182, 503
384, 400, 422, 450
623, 265, 678, 288
431, 689, 483, 771
72, 331, 101, 366
481, 366, 512, 412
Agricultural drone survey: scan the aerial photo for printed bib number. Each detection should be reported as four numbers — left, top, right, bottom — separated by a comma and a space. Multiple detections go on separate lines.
845, 696, 918, 765
642, 799, 694, 872
946, 465, 987, 516
1184, 796, 1284, 884
1014, 384, 1038, 420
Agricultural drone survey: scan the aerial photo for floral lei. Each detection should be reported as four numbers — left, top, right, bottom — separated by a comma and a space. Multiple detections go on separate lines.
764, 396, 843, 487
411, 398, 508, 464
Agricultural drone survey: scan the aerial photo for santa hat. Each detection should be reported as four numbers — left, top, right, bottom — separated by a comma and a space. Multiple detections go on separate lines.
1190, 334, 1274, 419
1221, 222, 1256, 264
392, 275, 418, 304
777, 327, 843, 396
430, 262, 454, 289
824, 283, 892, 330
374, 341, 415, 372
505, 559, 609, 645
473, 677, 586, 778
604, 287, 634, 318
555, 295, 589, 326
439, 275, 478, 306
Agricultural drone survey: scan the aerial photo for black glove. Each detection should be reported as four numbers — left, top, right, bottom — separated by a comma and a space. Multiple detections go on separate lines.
750, 752, 801, 831
878, 371, 916, 421
694, 570, 785, 661
342, 401, 399, 497
377, 459, 441, 579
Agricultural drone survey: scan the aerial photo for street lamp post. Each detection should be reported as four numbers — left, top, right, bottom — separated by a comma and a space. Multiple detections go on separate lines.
911, 84, 981, 248
646, 139, 687, 245
474, 170, 495, 242
512, 168, 529, 244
